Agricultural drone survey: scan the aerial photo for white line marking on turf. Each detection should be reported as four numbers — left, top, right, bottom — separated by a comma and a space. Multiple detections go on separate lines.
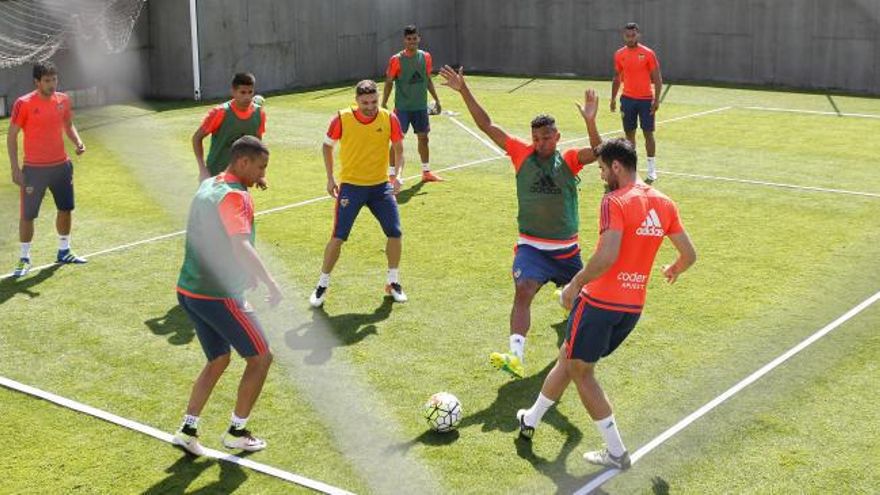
447, 115, 505, 155
0, 375, 353, 495
743, 106, 880, 119
0, 106, 730, 280
660, 171, 880, 198
573, 289, 880, 495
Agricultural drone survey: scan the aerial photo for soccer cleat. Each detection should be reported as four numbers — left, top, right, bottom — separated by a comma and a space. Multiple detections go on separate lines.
421, 171, 444, 182
644, 174, 657, 185
172, 425, 205, 456
583, 448, 632, 470
489, 352, 525, 379
309, 285, 327, 308
12, 257, 31, 278
516, 409, 535, 440
385, 282, 408, 302
222, 427, 267, 452
56, 249, 87, 264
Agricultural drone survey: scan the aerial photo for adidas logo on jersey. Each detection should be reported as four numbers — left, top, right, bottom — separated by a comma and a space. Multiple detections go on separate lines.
636, 208, 664, 237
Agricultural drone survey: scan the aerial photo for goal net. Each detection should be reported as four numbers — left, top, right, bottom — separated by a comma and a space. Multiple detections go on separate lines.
0, 0, 147, 68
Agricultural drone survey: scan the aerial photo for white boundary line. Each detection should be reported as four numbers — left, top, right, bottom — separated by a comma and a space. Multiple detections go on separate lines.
660, 171, 880, 198
447, 115, 505, 155
574, 289, 880, 495
0, 106, 731, 281
0, 375, 354, 495
743, 106, 880, 119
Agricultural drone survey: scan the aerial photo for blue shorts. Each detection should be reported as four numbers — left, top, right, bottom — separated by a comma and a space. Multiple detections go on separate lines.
565, 295, 641, 363
333, 182, 402, 241
620, 96, 655, 132
177, 292, 270, 361
512, 244, 583, 287
395, 109, 430, 134
20, 162, 75, 220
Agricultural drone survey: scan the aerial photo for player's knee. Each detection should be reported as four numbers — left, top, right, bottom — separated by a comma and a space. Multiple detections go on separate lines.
209, 353, 231, 371
418, 133, 429, 144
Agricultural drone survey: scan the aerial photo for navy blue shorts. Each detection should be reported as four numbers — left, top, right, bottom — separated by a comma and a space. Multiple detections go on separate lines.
512, 244, 583, 287
620, 96, 655, 132
395, 109, 430, 134
565, 295, 641, 363
177, 292, 270, 361
20, 162, 74, 220
332, 182, 401, 241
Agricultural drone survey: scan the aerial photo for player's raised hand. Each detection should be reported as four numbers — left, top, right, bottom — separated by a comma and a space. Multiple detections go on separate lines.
439, 65, 466, 92
576, 89, 599, 121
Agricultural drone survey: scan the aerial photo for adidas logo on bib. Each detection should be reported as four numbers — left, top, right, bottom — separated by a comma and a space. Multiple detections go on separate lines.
636, 209, 664, 237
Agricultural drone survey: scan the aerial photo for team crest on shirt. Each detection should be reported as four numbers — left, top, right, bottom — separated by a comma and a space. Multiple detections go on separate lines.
340, 198, 349, 207
638, 53, 646, 60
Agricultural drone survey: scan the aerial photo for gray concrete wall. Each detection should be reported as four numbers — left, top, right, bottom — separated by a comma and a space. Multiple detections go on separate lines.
456, 0, 880, 94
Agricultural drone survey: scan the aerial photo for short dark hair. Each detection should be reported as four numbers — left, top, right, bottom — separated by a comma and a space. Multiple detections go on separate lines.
230, 135, 269, 162
404, 25, 418, 36
596, 137, 637, 171
33, 61, 57, 81
355, 80, 378, 96
624, 22, 640, 31
232, 72, 256, 88
530, 114, 556, 130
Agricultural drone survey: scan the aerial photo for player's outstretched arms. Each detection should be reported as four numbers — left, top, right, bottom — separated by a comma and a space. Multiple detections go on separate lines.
439, 65, 508, 150
662, 231, 696, 284
575, 88, 602, 163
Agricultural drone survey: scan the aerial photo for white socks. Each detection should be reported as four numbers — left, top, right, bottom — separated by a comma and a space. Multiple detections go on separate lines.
182, 414, 200, 429
595, 414, 626, 456
317, 272, 331, 288
387, 268, 399, 284
646, 157, 657, 177
509, 334, 525, 360
231, 413, 248, 431
523, 393, 555, 427
59, 235, 70, 251
20, 242, 31, 260
421, 162, 430, 172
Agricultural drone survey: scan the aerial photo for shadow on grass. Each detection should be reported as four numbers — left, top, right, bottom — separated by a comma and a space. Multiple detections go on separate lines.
396, 180, 427, 205
145, 305, 195, 346
385, 428, 461, 454
0, 264, 60, 305
284, 297, 393, 365
143, 450, 254, 495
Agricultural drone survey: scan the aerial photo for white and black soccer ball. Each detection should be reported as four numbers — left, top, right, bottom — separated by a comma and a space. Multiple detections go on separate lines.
423, 392, 462, 433
253, 94, 265, 106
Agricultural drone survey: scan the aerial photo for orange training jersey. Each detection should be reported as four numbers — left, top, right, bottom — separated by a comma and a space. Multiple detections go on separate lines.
583, 183, 683, 313
614, 44, 659, 100
10, 90, 72, 166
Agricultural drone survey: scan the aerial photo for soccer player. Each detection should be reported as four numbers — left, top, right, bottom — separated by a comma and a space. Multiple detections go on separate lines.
516, 137, 696, 470
309, 80, 407, 308
7, 61, 87, 277
610, 22, 663, 184
192, 72, 267, 188
382, 24, 443, 182
172, 136, 283, 456
439, 65, 603, 379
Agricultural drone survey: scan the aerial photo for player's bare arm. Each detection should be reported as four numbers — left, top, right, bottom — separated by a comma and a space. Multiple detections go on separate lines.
322, 142, 338, 198
65, 121, 85, 155
610, 74, 621, 112
575, 88, 602, 164
192, 127, 210, 180
7, 123, 22, 186
439, 65, 508, 149
382, 78, 393, 109
561, 229, 622, 309
230, 235, 283, 307
651, 68, 663, 114
390, 139, 404, 194
662, 231, 696, 284
426, 76, 441, 113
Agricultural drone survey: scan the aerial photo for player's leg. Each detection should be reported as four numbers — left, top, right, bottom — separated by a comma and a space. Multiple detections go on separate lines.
620, 96, 639, 148
413, 110, 442, 182
14, 166, 47, 277
50, 162, 85, 263
367, 183, 406, 301
311, 184, 365, 307
640, 102, 658, 183
516, 342, 573, 440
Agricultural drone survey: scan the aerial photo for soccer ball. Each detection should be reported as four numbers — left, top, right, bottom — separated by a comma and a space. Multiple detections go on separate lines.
423, 392, 462, 433
253, 94, 265, 106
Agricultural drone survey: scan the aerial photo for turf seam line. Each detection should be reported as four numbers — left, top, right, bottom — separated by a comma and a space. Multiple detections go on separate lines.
446, 115, 506, 155
743, 106, 880, 119
0, 106, 729, 280
573, 289, 880, 495
0, 375, 354, 495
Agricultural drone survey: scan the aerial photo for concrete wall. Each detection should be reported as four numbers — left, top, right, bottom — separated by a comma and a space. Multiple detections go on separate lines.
2, 0, 879, 102
456, 0, 880, 94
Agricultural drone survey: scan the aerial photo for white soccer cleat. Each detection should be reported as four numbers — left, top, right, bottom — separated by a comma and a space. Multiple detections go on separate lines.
583, 447, 631, 470
309, 285, 327, 308
222, 427, 267, 452
172, 426, 205, 456
385, 282, 408, 302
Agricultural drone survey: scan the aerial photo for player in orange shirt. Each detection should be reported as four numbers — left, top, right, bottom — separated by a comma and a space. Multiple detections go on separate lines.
611, 22, 663, 184
7, 61, 87, 277
516, 136, 696, 470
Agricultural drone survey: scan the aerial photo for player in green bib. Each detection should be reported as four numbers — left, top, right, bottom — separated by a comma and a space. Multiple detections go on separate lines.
440, 65, 603, 378
192, 73, 268, 188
